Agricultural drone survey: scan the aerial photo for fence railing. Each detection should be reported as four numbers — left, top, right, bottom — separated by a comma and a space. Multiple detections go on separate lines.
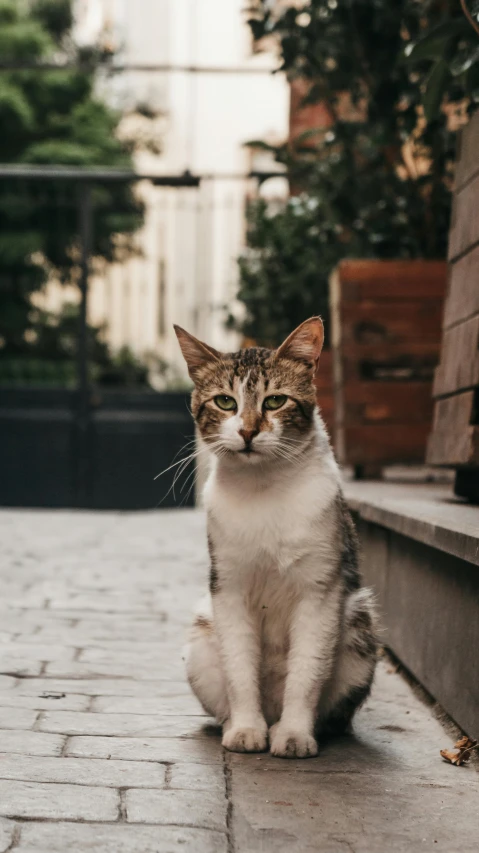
0, 166, 201, 508
0, 165, 284, 508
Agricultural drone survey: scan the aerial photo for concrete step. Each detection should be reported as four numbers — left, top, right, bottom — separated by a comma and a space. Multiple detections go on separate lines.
346, 480, 479, 740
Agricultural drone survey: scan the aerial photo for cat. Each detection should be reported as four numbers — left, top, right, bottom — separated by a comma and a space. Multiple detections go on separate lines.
174, 317, 377, 758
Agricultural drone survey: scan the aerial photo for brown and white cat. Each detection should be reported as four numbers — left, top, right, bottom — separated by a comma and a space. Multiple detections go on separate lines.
175, 317, 377, 758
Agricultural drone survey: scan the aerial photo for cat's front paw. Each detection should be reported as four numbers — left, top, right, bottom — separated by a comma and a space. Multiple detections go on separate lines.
222, 720, 268, 753
269, 723, 318, 759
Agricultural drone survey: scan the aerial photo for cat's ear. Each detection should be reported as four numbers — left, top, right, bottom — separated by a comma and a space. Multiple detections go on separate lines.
276, 317, 324, 371
174, 325, 221, 379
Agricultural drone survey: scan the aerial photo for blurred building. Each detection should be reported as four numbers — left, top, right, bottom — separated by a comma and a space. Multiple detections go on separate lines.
57, 0, 289, 381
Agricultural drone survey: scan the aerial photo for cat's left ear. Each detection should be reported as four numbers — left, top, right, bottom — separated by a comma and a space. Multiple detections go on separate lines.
276, 317, 324, 372
174, 325, 221, 380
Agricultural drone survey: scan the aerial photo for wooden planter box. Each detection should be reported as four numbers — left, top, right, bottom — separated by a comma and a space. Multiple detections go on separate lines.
426, 112, 479, 502
330, 260, 447, 475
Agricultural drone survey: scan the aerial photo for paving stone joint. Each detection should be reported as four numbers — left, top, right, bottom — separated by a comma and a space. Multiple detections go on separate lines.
0, 509, 477, 852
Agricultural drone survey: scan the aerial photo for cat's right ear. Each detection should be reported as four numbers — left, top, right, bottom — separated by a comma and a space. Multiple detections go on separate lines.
174, 325, 221, 380
276, 316, 324, 372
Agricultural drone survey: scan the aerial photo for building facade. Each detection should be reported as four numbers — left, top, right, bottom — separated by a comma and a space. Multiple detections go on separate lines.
67, 0, 290, 381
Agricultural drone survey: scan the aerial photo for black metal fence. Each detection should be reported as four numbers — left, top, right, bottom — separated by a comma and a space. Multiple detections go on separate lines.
0, 166, 198, 510
0, 387, 194, 510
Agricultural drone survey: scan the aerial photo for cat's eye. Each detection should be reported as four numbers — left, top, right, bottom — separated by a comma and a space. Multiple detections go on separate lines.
263, 395, 287, 410
214, 395, 237, 411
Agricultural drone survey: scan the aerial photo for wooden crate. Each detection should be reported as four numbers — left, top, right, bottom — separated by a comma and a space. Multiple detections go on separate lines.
426, 112, 479, 501
331, 259, 447, 475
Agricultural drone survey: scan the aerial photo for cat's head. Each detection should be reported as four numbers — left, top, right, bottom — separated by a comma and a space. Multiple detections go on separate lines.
174, 317, 324, 465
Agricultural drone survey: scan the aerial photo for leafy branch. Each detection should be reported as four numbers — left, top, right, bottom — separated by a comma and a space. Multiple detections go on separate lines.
232, 1, 456, 346
406, 1, 479, 122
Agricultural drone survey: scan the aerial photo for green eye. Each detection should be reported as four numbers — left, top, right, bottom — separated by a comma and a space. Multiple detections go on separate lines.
214, 395, 237, 411
263, 395, 287, 410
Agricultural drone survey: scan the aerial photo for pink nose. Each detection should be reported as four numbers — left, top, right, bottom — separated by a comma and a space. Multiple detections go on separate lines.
239, 428, 259, 446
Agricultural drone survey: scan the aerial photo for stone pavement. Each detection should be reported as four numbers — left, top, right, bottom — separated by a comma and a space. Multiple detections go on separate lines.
0, 508, 477, 853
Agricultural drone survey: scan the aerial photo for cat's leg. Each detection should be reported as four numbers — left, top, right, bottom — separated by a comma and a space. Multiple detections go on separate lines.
184, 597, 229, 723
270, 582, 342, 759
317, 588, 377, 736
213, 586, 268, 754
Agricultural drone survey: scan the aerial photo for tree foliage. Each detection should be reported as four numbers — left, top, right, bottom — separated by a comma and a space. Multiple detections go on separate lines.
406, 3, 479, 122
231, 196, 332, 347
0, 0, 143, 367
233, 0, 459, 347
0, 302, 151, 388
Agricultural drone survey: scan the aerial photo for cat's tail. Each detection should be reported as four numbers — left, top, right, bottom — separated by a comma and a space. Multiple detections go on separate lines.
183, 594, 229, 723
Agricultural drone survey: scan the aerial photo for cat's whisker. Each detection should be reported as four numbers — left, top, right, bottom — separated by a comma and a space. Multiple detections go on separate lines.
154, 437, 219, 482
171, 457, 194, 495
158, 437, 229, 505
153, 451, 199, 481
179, 464, 197, 496
275, 450, 297, 467
279, 443, 306, 458
266, 447, 293, 464
170, 441, 222, 492
180, 443, 228, 506
154, 450, 211, 506
166, 440, 198, 473
276, 437, 307, 448
268, 446, 306, 469
157, 453, 203, 506
185, 447, 227, 503
181, 476, 196, 506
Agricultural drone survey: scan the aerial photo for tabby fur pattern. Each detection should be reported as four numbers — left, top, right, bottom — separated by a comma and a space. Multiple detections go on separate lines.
175, 317, 377, 758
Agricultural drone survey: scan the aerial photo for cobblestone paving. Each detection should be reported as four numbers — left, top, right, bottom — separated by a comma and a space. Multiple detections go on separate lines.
0, 509, 477, 852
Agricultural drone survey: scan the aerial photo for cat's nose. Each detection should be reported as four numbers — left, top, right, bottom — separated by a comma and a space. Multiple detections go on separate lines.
239, 427, 259, 446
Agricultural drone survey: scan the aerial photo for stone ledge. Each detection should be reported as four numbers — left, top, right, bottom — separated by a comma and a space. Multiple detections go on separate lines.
346, 479, 479, 738
345, 480, 479, 567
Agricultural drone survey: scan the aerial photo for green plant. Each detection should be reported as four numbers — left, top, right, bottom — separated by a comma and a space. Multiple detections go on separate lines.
0, 0, 144, 361
229, 196, 331, 347
406, 1, 479, 122
0, 302, 153, 388
98, 345, 150, 387
233, 1, 457, 346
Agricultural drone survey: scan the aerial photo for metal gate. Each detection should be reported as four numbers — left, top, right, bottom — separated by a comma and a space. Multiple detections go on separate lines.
0, 167, 197, 509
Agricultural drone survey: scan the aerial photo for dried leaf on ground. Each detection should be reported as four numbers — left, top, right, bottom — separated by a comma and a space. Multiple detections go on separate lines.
440, 737, 478, 766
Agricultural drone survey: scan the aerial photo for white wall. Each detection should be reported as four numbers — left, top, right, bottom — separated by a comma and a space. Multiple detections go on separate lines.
67, 1, 290, 379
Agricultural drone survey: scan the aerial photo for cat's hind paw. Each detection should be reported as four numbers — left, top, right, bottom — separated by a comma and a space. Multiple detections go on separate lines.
222, 722, 268, 753
269, 723, 318, 759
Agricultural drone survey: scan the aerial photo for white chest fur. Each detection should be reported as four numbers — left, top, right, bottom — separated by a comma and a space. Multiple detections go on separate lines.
204, 440, 340, 581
